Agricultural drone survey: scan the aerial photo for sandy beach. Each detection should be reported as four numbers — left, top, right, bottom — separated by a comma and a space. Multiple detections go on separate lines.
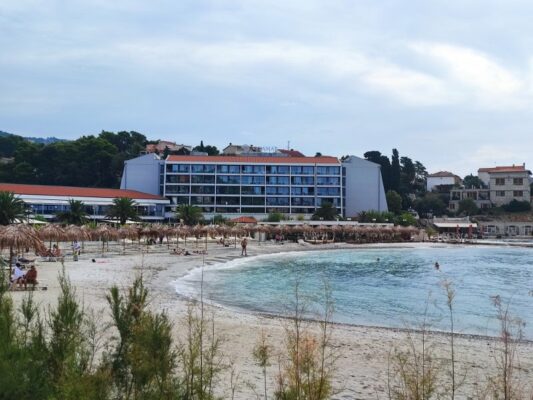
8, 240, 533, 399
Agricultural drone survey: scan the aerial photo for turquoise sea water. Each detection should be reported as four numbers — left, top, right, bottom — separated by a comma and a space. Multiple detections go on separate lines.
174, 246, 533, 338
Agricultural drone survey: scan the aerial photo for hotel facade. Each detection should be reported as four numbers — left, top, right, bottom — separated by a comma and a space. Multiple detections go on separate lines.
0, 183, 170, 221
121, 153, 388, 219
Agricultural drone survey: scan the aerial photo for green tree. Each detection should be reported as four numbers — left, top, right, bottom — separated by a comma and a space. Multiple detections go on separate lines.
458, 198, 479, 216
312, 202, 340, 221
364, 151, 392, 192
177, 204, 203, 225
396, 212, 417, 226
56, 199, 88, 225
386, 190, 403, 214
107, 198, 138, 225
413, 193, 448, 217
463, 174, 485, 189
503, 200, 531, 213
390, 148, 401, 193
0, 191, 26, 225
265, 212, 285, 222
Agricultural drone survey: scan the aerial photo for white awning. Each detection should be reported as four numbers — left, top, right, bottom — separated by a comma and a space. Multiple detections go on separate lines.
434, 222, 477, 228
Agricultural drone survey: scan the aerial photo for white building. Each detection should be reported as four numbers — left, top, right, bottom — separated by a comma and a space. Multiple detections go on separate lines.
120, 153, 388, 219
450, 164, 532, 210
426, 171, 461, 192
342, 156, 388, 217
0, 183, 169, 221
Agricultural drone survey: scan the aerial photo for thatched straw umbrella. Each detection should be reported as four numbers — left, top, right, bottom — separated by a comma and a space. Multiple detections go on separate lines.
95, 225, 118, 255
38, 223, 67, 249
118, 225, 139, 253
0, 225, 46, 274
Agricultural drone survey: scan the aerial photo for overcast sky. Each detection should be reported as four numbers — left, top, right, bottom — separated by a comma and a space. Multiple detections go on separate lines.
1, 0, 533, 175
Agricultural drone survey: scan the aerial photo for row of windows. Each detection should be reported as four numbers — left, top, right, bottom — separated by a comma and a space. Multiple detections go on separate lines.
495, 190, 528, 197
166, 185, 340, 196
166, 175, 340, 185
28, 204, 164, 217
166, 164, 340, 175
190, 206, 323, 214
494, 178, 525, 186
174, 196, 341, 207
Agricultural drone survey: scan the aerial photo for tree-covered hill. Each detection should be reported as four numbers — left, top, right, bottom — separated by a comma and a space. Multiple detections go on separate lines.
0, 130, 147, 188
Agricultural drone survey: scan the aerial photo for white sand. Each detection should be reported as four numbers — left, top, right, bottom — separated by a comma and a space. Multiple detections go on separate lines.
8, 240, 533, 399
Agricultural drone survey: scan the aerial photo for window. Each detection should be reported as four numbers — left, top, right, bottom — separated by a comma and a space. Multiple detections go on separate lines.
513, 178, 524, 185
191, 164, 215, 173
217, 186, 240, 195
216, 196, 239, 205
191, 196, 215, 205
167, 164, 189, 173
241, 186, 264, 195
291, 176, 314, 185
266, 197, 290, 206
291, 166, 314, 175
449, 203, 455, 210
217, 175, 240, 184
266, 165, 290, 174
166, 175, 189, 183
266, 186, 290, 195
495, 190, 506, 197
241, 165, 265, 174
241, 176, 265, 185
316, 177, 340, 186
513, 191, 524, 197
267, 176, 289, 185
166, 185, 189, 194
317, 187, 340, 196
291, 187, 314, 195
191, 175, 215, 184
241, 197, 265, 205
495, 178, 505, 186
316, 166, 340, 175
217, 165, 240, 174
191, 186, 215, 194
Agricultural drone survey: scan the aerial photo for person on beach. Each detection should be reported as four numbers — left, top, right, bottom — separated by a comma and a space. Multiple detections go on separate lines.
23, 265, 38, 289
10, 263, 25, 289
241, 237, 248, 256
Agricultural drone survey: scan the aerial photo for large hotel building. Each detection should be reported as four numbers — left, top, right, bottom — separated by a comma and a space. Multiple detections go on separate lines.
120, 153, 388, 219
0, 152, 387, 222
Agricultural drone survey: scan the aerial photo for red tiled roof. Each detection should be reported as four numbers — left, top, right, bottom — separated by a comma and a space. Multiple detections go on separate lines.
478, 165, 531, 174
229, 216, 258, 224
167, 155, 339, 164
427, 171, 458, 178
0, 183, 166, 200
279, 149, 305, 157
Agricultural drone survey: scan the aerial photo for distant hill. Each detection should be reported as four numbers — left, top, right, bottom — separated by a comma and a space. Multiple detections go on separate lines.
0, 130, 66, 144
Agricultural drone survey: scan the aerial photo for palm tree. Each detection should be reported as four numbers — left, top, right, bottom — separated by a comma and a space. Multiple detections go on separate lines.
312, 201, 340, 221
177, 204, 203, 226
0, 191, 26, 225
107, 197, 138, 225
56, 199, 88, 225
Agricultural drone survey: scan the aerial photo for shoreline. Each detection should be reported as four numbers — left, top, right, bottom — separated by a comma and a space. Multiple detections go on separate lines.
172, 240, 533, 343
7, 239, 533, 399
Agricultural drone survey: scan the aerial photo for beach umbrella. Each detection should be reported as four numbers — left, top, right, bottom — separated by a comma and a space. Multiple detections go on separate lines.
38, 223, 67, 248
95, 225, 118, 254
0, 224, 46, 274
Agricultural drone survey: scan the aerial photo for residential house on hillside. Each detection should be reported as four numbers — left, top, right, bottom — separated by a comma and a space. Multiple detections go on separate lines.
145, 141, 192, 155
449, 164, 531, 211
427, 171, 462, 192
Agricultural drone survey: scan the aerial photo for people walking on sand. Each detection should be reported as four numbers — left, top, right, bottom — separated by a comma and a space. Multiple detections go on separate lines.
241, 237, 248, 256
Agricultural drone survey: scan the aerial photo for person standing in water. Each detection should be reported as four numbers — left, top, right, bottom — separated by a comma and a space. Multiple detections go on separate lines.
241, 237, 248, 256
434, 261, 440, 270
